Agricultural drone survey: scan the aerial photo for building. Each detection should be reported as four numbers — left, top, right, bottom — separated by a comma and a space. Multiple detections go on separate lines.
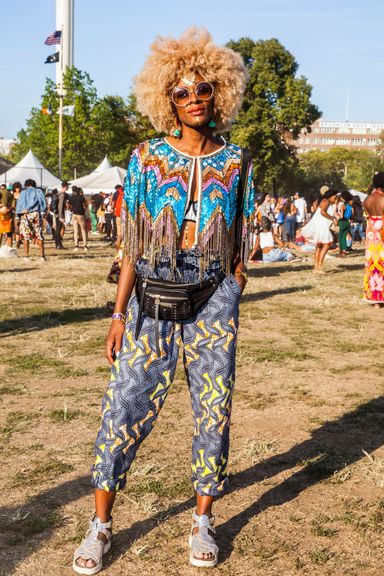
295, 120, 384, 153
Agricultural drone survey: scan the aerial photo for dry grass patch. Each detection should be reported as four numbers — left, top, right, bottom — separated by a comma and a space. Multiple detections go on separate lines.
1, 242, 384, 575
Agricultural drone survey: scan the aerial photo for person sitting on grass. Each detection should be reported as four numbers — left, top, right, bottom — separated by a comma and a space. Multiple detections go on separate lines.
253, 217, 301, 263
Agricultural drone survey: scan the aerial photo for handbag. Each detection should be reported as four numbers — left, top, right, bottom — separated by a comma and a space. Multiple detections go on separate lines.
330, 220, 339, 234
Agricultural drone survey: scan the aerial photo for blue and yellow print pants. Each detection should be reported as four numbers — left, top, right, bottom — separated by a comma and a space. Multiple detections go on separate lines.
92, 254, 240, 497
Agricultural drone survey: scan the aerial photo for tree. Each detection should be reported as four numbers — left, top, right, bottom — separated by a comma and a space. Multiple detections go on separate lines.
297, 148, 384, 195
227, 38, 321, 193
9, 69, 147, 179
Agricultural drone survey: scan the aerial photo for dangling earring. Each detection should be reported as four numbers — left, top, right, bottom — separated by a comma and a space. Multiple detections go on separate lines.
173, 118, 182, 138
208, 119, 217, 128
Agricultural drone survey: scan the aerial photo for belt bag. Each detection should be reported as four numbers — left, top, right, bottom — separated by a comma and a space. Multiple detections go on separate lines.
135, 271, 225, 355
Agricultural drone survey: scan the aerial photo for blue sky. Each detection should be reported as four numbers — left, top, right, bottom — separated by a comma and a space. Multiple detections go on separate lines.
2, 0, 383, 139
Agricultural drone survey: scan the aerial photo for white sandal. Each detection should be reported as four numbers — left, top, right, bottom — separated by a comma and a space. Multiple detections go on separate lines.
73, 516, 112, 575
188, 512, 219, 568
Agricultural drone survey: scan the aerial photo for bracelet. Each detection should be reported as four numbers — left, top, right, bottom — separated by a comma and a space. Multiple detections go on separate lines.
235, 270, 248, 281
111, 312, 126, 323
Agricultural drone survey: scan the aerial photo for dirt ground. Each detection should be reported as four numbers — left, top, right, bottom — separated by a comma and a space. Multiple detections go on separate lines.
0, 234, 383, 576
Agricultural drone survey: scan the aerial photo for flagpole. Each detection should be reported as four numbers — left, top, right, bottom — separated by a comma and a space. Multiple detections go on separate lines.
58, 26, 64, 178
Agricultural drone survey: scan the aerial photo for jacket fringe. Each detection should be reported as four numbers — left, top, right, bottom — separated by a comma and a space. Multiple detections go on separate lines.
122, 201, 253, 279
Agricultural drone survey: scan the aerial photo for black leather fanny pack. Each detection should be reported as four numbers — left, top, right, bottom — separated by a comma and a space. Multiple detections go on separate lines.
135, 271, 225, 355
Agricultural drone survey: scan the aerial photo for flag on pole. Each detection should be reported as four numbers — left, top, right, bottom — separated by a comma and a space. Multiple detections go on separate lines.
57, 105, 75, 117
44, 30, 62, 45
42, 104, 53, 115
44, 52, 60, 64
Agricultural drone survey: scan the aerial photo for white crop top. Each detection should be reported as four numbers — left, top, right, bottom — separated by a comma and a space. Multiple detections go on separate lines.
259, 231, 275, 250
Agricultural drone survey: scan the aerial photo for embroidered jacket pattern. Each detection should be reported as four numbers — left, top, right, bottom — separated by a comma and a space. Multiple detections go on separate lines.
122, 138, 255, 276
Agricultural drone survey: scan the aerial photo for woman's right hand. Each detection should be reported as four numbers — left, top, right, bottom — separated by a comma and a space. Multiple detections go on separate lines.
105, 320, 126, 365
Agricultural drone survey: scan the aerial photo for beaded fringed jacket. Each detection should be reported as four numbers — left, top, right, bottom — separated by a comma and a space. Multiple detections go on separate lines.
122, 137, 255, 279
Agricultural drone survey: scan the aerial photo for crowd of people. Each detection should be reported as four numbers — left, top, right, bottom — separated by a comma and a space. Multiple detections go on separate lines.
250, 187, 366, 272
0, 179, 125, 260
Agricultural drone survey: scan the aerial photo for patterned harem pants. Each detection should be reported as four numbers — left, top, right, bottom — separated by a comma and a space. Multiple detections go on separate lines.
92, 255, 240, 497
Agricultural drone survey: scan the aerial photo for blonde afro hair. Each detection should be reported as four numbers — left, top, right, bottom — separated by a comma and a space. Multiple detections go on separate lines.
134, 28, 248, 134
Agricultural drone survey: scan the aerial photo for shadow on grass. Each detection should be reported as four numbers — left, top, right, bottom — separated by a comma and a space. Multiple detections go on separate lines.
0, 306, 110, 336
248, 264, 313, 278
333, 263, 364, 272
243, 284, 313, 302
2, 396, 383, 572
0, 267, 37, 273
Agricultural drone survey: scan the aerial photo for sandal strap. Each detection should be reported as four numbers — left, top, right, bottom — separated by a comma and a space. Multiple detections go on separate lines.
191, 512, 216, 533
74, 516, 112, 564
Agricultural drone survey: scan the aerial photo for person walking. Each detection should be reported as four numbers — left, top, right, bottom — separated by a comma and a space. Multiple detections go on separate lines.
11, 182, 22, 247
301, 189, 338, 274
363, 172, 384, 307
54, 181, 70, 249
0, 184, 14, 249
111, 184, 124, 248
15, 179, 47, 260
69, 186, 88, 252
351, 195, 365, 243
73, 28, 254, 574
294, 191, 307, 227
336, 191, 353, 257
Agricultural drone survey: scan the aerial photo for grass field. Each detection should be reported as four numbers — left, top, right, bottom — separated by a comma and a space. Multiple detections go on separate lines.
0, 235, 383, 576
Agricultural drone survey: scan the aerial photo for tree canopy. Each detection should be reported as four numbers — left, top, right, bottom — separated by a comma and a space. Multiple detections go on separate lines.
227, 37, 321, 193
9, 68, 153, 179
297, 147, 384, 196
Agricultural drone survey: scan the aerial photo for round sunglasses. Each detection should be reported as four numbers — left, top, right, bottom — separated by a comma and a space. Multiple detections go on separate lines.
171, 81, 214, 108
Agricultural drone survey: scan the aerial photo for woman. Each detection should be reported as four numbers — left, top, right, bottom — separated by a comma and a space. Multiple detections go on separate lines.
336, 191, 353, 257
0, 184, 14, 248
73, 28, 254, 574
282, 197, 297, 242
301, 189, 338, 274
363, 172, 384, 307
274, 196, 285, 237
254, 217, 300, 263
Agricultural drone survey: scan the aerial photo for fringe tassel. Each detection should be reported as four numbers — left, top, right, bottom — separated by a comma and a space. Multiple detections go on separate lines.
122, 200, 254, 280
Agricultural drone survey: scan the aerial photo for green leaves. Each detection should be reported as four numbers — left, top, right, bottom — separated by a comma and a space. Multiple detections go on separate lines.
9, 68, 157, 179
227, 37, 320, 193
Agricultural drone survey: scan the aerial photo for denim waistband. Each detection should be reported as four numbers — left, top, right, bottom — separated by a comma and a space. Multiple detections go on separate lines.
135, 250, 222, 283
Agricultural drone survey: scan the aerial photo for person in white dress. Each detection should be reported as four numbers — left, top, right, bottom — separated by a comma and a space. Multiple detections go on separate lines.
301, 189, 338, 274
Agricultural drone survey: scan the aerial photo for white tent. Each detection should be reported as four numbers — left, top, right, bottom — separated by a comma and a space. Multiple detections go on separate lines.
72, 165, 127, 195
94, 156, 113, 172
2, 150, 61, 188
71, 156, 113, 189
349, 189, 367, 201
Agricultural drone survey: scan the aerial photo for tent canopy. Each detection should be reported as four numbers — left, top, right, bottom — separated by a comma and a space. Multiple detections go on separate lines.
72, 165, 127, 194
71, 156, 116, 190
1, 150, 61, 189
349, 189, 367, 201
94, 156, 112, 172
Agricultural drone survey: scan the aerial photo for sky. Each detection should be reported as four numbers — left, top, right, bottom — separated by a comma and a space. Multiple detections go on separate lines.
2, 0, 384, 139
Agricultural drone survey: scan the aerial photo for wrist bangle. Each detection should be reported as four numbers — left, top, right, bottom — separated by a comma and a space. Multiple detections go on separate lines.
111, 312, 126, 323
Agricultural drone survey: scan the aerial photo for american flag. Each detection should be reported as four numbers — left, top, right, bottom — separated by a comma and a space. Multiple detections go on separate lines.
44, 30, 62, 46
